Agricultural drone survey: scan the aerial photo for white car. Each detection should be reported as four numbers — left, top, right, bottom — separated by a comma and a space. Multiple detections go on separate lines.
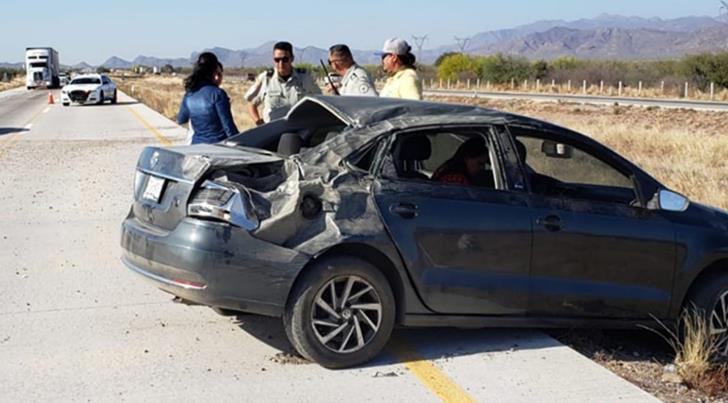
61, 74, 117, 106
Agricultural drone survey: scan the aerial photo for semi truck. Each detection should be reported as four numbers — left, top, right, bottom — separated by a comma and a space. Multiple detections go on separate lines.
25, 47, 60, 89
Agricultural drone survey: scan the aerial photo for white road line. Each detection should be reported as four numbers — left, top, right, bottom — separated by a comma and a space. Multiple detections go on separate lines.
24, 123, 32, 129
43, 107, 50, 113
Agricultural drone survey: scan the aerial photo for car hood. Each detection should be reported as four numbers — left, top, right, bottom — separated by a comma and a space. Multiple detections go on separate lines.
64, 84, 101, 92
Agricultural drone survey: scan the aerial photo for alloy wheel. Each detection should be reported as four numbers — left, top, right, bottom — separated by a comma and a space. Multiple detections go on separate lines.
310, 275, 382, 354
711, 290, 728, 358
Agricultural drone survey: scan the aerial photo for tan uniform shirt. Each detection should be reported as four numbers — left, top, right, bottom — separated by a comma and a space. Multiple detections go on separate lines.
379, 68, 422, 100
245, 69, 321, 122
339, 64, 377, 96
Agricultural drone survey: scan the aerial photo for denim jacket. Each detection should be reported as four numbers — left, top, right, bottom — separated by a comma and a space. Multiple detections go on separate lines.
177, 82, 239, 144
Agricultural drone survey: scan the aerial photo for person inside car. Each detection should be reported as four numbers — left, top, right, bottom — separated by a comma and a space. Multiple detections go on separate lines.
433, 136, 494, 187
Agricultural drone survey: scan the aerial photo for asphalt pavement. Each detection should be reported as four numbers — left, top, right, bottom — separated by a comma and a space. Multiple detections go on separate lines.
0, 87, 659, 402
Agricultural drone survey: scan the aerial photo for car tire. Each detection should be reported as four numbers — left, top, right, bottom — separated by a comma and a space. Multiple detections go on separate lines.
685, 273, 728, 359
111, 90, 117, 104
62, 102, 69, 107
97, 91, 104, 105
283, 256, 395, 369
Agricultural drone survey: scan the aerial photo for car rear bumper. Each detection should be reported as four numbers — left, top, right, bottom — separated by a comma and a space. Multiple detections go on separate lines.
120, 213, 310, 317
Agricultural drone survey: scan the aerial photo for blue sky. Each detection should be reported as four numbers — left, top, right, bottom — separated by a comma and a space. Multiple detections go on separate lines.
0, 0, 724, 64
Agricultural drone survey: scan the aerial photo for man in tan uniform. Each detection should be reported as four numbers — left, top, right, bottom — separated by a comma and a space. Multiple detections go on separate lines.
326, 44, 377, 97
245, 41, 321, 125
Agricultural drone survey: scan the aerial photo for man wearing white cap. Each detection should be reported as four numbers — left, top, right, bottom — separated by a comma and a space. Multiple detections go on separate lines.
377, 37, 422, 100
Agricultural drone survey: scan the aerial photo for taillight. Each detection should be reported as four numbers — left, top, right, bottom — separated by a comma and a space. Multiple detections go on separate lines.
187, 180, 259, 230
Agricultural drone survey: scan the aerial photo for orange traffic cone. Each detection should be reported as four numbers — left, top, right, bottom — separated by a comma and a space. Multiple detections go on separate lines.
47, 92, 55, 104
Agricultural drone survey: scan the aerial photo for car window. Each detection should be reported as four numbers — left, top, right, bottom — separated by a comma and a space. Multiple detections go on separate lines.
381, 128, 499, 190
515, 135, 634, 204
71, 77, 101, 85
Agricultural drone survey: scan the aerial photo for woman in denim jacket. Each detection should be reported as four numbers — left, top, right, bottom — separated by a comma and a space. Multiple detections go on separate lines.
177, 52, 238, 144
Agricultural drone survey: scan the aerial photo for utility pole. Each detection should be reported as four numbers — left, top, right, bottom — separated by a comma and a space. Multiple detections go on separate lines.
238, 52, 248, 68
454, 36, 471, 53
722, 0, 728, 20
412, 35, 428, 61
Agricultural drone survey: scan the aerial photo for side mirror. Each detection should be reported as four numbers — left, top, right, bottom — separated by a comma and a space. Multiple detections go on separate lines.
655, 189, 690, 212
541, 140, 573, 159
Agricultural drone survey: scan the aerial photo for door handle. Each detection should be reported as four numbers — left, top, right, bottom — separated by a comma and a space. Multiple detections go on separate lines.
536, 214, 562, 232
390, 203, 418, 219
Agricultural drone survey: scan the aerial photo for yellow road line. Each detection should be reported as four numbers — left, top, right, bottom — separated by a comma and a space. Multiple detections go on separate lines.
389, 338, 476, 403
127, 106, 172, 146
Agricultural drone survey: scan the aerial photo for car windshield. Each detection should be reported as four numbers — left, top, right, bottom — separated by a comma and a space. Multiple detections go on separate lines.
71, 78, 101, 85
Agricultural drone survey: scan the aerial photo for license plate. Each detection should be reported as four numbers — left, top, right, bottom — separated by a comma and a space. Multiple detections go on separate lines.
143, 176, 165, 202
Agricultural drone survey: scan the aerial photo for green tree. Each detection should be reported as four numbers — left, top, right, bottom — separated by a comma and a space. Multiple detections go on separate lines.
480, 53, 531, 83
96, 66, 110, 74
434, 52, 461, 67
681, 53, 728, 90
437, 53, 479, 81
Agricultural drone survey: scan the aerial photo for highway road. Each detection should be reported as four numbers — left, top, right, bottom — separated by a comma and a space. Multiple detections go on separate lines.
425, 88, 728, 111
0, 88, 659, 402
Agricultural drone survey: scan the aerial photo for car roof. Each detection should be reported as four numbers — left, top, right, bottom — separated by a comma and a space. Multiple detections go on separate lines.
71, 74, 102, 80
287, 95, 541, 129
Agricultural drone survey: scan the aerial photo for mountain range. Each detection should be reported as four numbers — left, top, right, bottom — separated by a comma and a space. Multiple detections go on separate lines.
3, 14, 728, 69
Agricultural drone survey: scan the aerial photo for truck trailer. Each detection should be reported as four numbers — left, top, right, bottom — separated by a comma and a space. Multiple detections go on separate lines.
25, 47, 60, 89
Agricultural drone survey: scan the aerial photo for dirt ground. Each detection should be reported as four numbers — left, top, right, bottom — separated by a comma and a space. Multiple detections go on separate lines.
551, 329, 727, 403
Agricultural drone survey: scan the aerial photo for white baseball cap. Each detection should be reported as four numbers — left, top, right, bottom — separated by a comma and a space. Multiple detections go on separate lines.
376, 37, 411, 56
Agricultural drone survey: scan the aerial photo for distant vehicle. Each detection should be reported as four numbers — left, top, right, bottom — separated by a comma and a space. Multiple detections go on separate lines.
61, 74, 117, 106
25, 47, 60, 89
59, 73, 70, 86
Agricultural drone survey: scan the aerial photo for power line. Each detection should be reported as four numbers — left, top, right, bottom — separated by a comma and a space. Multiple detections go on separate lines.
412, 35, 428, 60
454, 36, 471, 53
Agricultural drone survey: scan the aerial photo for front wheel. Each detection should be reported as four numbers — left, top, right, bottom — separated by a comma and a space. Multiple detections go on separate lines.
283, 256, 395, 369
686, 274, 728, 359
97, 91, 104, 105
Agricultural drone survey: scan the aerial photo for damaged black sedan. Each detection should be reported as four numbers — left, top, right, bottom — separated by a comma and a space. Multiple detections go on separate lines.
121, 96, 728, 368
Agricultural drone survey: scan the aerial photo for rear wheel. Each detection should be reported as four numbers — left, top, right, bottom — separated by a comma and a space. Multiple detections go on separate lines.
283, 256, 395, 369
111, 90, 117, 104
62, 102, 69, 107
686, 274, 728, 359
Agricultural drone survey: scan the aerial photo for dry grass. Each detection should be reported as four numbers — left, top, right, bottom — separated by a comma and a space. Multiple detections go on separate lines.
113, 75, 728, 212
0, 76, 24, 92
646, 308, 728, 398
115, 75, 256, 131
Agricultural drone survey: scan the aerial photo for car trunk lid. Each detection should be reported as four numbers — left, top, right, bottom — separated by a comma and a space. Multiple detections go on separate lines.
132, 144, 284, 231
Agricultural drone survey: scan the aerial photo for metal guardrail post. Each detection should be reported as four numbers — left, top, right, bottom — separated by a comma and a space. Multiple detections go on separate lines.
710, 82, 715, 101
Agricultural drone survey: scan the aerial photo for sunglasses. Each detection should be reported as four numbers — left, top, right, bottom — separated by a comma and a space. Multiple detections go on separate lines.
380, 53, 392, 61
273, 57, 291, 64
327, 59, 344, 66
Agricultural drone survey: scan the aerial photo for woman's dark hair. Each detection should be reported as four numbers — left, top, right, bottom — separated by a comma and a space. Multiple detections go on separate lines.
184, 52, 223, 91
434, 136, 488, 178
399, 51, 417, 69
